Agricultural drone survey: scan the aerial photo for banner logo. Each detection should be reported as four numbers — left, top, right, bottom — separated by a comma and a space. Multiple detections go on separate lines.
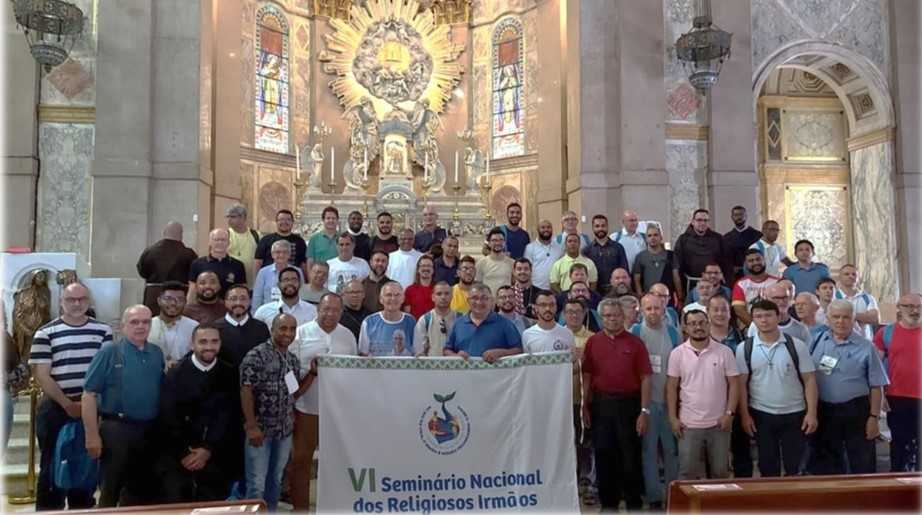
418, 391, 471, 455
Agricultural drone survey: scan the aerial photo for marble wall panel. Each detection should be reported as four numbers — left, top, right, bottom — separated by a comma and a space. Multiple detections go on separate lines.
850, 143, 898, 302
665, 141, 707, 242
785, 186, 850, 270
827, 0, 889, 79
750, 0, 809, 74
240, 0, 256, 147
36, 124, 93, 262
663, 0, 707, 124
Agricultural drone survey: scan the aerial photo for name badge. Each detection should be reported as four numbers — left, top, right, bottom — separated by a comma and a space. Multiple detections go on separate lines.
284, 370, 298, 395
818, 354, 838, 376
650, 355, 662, 374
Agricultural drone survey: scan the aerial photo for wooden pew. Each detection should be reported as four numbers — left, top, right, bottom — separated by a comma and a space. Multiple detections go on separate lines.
47, 499, 267, 514
668, 473, 921, 512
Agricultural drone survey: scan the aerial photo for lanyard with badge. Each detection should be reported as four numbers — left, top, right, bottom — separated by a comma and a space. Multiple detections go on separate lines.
817, 340, 843, 376
274, 347, 299, 395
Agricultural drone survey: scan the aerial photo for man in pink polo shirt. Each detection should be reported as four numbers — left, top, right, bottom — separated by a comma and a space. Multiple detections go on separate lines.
666, 309, 740, 479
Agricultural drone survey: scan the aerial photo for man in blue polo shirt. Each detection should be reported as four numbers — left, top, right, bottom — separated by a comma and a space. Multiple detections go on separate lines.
781, 239, 830, 300
808, 299, 888, 475
444, 283, 523, 363
82, 305, 166, 507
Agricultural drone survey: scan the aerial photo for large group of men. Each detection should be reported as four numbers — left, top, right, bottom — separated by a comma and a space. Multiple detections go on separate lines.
26, 201, 919, 512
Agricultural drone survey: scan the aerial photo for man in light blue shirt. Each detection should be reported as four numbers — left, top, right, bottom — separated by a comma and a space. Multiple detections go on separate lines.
252, 240, 304, 309
808, 299, 888, 475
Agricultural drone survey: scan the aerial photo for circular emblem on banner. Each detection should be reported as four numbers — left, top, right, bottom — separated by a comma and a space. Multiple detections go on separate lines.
418, 391, 470, 455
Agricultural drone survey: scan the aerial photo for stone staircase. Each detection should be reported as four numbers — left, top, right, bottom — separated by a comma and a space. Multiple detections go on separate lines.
3, 394, 37, 498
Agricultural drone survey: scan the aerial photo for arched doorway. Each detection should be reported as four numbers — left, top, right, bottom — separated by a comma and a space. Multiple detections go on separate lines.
753, 42, 899, 302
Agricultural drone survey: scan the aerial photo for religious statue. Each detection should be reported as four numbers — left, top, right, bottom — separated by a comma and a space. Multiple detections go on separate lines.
384, 140, 405, 176
343, 97, 380, 159
406, 99, 446, 192
464, 147, 484, 191
12, 269, 52, 361
306, 143, 325, 189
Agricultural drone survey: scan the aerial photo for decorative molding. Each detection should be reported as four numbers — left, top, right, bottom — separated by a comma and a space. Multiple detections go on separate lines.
490, 152, 538, 172
312, 0, 352, 20
847, 127, 893, 152
430, 0, 473, 25
240, 145, 296, 168
760, 165, 849, 185
665, 123, 709, 141
758, 95, 844, 109
37, 105, 95, 124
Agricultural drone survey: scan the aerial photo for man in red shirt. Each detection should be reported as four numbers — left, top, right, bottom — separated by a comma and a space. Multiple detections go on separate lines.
581, 297, 652, 511
874, 293, 921, 472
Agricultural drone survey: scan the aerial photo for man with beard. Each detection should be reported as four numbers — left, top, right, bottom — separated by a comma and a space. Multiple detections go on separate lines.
413, 206, 448, 253
253, 240, 304, 309
240, 314, 301, 512
450, 256, 477, 314
253, 210, 307, 279
682, 280, 714, 314
495, 285, 534, 336
583, 215, 629, 296
306, 206, 341, 272
340, 279, 372, 340
156, 323, 237, 502
723, 206, 762, 282
524, 219, 565, 290
674, 209, 730, 292
149, 281, 198, 369
254, 268, 318, 327
214, 284, 270, 496
732, 249, 780, 327
363, 250, 392, 313
522, 290, 575, 353
371, 212, 399, 254
184, 271, 227, 324
137, 221, 197, 314
290, 294, 357, 511
498, 203, 530, 259
387, 229, 423, 289
633, 224, 683, 301
607, 268, 636, 300
557, 264, 602, 312
189, 228, 247, 299
748, 220, 793, 277
300, 262, 331, 306
559, 282, 603, 332
416, 282, 459, 356
326, 233, 371, 293
747, 282, 810, 344
608, 211, 647, 274
346, 211, 371, 261
512, 258, 540, 319
434, 235, 460, 286
689, 263, 732, 303
476, 228, 516, 295
551, 233, 598, 294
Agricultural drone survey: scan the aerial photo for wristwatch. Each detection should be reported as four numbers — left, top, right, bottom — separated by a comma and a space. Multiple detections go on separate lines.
869, 413, 880, 419
640, 408, 651, 415
725, 410, 735, 417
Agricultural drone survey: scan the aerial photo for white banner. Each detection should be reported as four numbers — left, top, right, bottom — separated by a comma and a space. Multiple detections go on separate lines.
317, 353, 579, 513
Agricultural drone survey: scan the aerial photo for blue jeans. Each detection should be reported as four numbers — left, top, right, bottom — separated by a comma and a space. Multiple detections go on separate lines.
641, 402, 678, 504
245, 434, 293, 512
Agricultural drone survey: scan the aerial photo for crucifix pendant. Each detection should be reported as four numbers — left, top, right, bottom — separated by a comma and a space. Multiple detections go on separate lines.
768, 362, 773, 369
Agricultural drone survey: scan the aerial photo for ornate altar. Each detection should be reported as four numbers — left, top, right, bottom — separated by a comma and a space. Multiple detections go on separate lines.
294, 0, 493, 253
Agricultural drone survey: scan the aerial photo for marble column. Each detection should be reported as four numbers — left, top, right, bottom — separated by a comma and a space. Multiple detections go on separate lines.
213, 0, 243, 235
891, 0, 921, 293
3, 12, 40, 249
565, 0, 624, 223
535, 0, 567, 224
709, 0, 759, 234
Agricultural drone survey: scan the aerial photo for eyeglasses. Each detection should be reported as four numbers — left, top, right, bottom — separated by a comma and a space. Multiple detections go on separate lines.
563, 309, 583, 316
769, 296, 791, 303
226, 296, 249, 302
469, 295, 491, 303
160, 295, 185, 304
694, 218, 709, 223
534, 302, 556, 309
344, 290, 363, 296
686, 320, 709, 327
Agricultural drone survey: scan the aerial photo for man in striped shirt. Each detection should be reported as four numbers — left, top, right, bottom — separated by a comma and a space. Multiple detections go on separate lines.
28, 282, 112, 510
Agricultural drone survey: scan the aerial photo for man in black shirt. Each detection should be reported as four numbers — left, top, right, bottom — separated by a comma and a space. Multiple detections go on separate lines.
722, 205, 762, 282
371, 212, 399, 254
137, 221, 197, 315
346, 211, 372, 262
340, 279, 371, 340
156, 322, 237, 502
188, 228, 247, 299
253, 210, 308, 278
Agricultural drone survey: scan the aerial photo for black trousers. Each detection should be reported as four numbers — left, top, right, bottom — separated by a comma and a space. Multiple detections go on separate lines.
155, 450, 231, 503
97, 418, 157, 507
750, 408, 806, 477
730, 415, 753, 478
591, 395, 643, 511
35, 398, 95, 511
811, 396, 875, 475
888, 396, 920, 472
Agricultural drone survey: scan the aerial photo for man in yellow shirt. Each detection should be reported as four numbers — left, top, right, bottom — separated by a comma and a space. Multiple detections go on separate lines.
450, 256, 477, 314
550, 233, 598, 293
226, 203, 260, 287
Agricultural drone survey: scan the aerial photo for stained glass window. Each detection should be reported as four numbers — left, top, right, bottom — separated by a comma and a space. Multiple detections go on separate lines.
491, 18, 525, 159
255, 5, 290, 153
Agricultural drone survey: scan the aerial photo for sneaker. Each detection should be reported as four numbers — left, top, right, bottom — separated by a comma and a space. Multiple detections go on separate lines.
583, 486, 599, 506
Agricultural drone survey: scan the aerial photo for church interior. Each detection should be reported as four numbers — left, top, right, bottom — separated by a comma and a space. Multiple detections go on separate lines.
1, 0, 920, 511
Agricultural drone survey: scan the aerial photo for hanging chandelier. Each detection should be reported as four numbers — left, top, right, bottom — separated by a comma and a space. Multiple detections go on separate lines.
11, 0, 85, 72
675, 0, 731, 92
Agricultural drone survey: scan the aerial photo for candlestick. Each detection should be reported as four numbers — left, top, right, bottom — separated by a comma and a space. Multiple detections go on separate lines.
364, 147, 368, 181
424, 152, 429, 181
485, 155, 490, 181
454, 151, 459, 183
295, 145, 300, 181
331, 146, 335, 182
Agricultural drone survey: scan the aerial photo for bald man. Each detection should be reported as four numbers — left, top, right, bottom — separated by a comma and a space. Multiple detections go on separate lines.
609, 210, 647, 274
524, 219, 565, 290
746, 282, 811, 345
794, 292, 827, 337
414, 206, 448, 253
188, 227, 248, 299
137, 221, 198, 315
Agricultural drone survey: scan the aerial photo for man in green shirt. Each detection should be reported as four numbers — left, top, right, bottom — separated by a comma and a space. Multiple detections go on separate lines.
306, 206, 340, 271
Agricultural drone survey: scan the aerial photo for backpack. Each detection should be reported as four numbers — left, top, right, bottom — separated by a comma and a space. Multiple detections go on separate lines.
631, 323, 680, 348
424, 311, 462, 332
880, 323, 896, 373
54, 420, 98, 491
833, 289, 871, 306
743, 333, 804, 389
613, 230, 646, 244
249, 228, 260, 246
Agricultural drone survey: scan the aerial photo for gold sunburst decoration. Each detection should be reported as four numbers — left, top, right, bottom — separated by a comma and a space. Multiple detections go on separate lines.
318, 0, 465, 119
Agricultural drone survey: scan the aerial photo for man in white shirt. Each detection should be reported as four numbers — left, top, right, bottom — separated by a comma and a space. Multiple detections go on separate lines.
148, 281, 199, 368
834, 264, 880, 340
254, 267, 318, 326
522, 290, 575, 353
253, 240, 304, 309
609, 210, 647, 273
748, 220, 793, 277
416, 282, 459, 356
326, 233, 371, 293
386, 229, 423, 289
289, 293, 357, 511
524, 219, 564, 290
746, 282, 811, 345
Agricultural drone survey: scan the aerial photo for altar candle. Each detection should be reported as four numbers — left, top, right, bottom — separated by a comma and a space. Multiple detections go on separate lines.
485, 156, 490, 181
424, 152, 429, 181
364, 148, 368, 181
331, 146, 335, 182
454, 151, 459, 183
295, 145, 300, 181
